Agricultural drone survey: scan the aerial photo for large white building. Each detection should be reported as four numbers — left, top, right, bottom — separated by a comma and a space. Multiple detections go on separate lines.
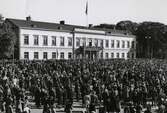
6, 17, 136, 60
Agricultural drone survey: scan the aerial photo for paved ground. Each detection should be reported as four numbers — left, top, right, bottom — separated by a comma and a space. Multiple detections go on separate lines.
31, 108, 86, 113
30, 107, 158, 113
29, 100, 86, 113
26, 94, 159, 113
30, 106, 159, 113
27, 99, 158, 113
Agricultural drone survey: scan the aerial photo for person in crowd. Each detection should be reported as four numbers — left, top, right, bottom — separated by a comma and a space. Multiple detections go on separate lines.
135, 103, 142, 113
144, 105, 152, 113
23, 104, 31, 113
89, 91, 99, 113
84, 91, 91, 113
5, 95, 13, 113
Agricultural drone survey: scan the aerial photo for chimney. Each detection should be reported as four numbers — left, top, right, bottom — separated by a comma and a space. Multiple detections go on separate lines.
26, 16, 31, 21
60, 20, 65, 25
89, 24, 93, 28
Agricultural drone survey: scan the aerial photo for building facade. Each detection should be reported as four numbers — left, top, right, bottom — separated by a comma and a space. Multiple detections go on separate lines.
6, 18, 136, 60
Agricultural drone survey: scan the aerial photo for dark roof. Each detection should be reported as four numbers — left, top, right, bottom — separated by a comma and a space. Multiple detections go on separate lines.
6, 18, 84, 31
6, 18, 134, 37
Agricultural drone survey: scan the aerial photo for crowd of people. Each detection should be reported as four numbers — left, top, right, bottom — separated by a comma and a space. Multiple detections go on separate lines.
0, 59, 167, 113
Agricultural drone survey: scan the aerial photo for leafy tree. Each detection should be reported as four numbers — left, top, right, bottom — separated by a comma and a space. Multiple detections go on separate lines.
0, 32, 15, 58
115, 20, 138, 34
0, 18, 17, 59
136, 22, 167, 58
94, 24, 116, 29
115, 20, 167, 59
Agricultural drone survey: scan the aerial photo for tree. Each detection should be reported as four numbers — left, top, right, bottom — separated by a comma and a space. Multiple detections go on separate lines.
115, 20, 167, 59
136, 22, 167, 58
115, 20, 138, 34
93, 24, 116, 29
0, 20, 17, 59
0, 32, 15, 58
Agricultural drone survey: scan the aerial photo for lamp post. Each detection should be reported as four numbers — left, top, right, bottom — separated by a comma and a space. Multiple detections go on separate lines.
12, 40, 15, 65
71, 28, 75, 60
145, 36, 151, 58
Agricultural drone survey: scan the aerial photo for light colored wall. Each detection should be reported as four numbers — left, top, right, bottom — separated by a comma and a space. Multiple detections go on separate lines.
75, 32, 136, 59
20, 29, 73, 60
19, 28, 136, 60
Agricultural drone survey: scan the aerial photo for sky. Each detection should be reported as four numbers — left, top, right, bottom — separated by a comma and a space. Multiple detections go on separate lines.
0, 0, 167, 26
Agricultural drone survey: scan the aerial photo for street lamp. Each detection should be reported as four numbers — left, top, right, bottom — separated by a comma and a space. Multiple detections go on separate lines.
70, 28, 75, 60
145, 36, 151, 58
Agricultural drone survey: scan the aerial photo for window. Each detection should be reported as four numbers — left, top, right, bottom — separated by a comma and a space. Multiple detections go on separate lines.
111, 53, 114, 58
24, 35, 29, 45
24, 52, 29, 59
82, 38, 86, 46
111, 40, 114, 48
132, 41, 135, 48
76, 38, 80, 47
43, 52, 47, 59
127, 53, 130, 58
132, 53, 135, 58
100, 52, 103, 58
88, 38, 92, 47
60, 52, 64, 59
127, 41, 130, 48
105, 40, 109, 48
34, 35, 39, 45
122, 41, 125, 48
43, 35, 48, 46
100, 40, 103, 47
94, 39, 98, 47
68, 52, 72, 59
105, 53, 109, 59
52, 36, 56, 46
122, 53, 125, 58
34, 52, 38, 59
68, 37, 72, 46
60, 36, 65, 46
116, 53, 119, 58
116, 40, 120, 48
52, 52, 57, 59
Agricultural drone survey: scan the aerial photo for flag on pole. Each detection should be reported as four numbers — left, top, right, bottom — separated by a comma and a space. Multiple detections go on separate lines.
85, 1, 88, 15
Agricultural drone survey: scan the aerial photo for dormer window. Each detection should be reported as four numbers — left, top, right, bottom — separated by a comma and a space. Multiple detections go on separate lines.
58, 26, 62, 30
31, 24, 37, 28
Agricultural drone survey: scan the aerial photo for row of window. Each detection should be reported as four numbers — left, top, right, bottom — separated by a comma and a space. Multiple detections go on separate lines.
24, 52, 72, 59
83, 39, 135, 48
24, 35, 66, 46
24, 51, 135, 59
103, 52, 135, 59
24, 34, 135, 48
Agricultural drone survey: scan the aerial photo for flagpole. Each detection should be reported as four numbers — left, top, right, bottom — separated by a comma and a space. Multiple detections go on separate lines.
86, 12, 88, 27
83, 0, 88, 61
85, 0, 88, 27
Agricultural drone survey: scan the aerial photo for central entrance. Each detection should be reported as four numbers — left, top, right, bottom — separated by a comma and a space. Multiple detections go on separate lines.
75, 46, 103, 60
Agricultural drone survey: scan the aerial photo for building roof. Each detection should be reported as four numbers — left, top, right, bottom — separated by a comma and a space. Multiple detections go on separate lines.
6, 18, 135, 37
6, 18, 77, 31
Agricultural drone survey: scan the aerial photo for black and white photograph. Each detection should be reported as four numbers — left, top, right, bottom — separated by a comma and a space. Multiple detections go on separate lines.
0, 0, 167, 113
